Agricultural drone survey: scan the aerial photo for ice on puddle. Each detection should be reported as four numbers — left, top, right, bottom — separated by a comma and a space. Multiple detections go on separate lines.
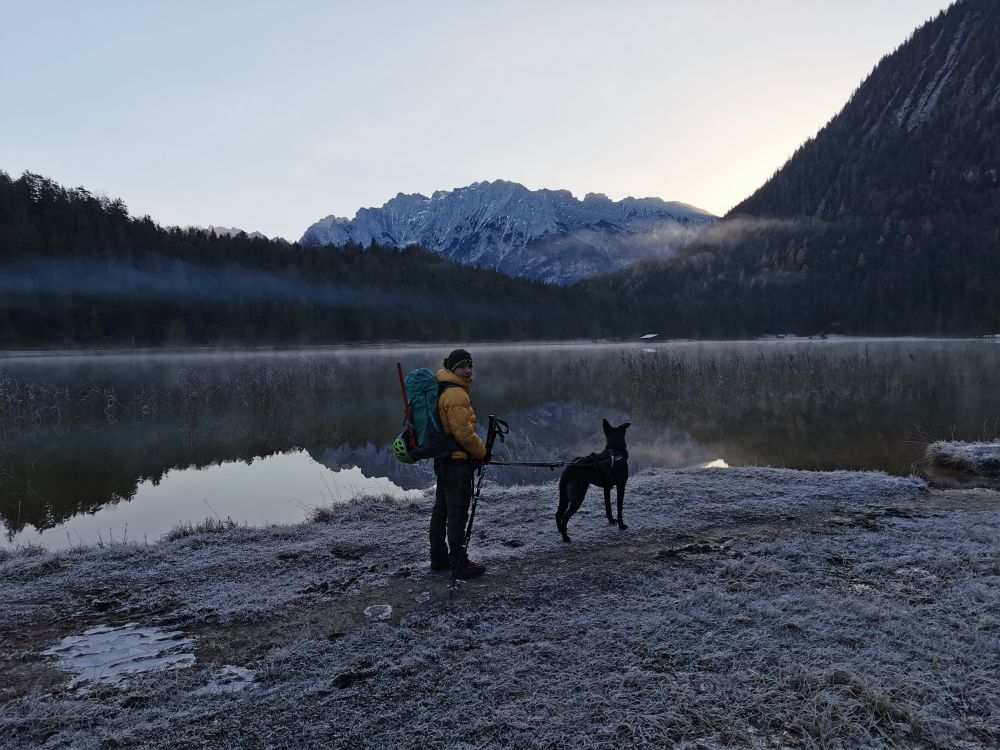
43, 623, 194, 687
364, 604, 393, 621
196, 665, 256, 695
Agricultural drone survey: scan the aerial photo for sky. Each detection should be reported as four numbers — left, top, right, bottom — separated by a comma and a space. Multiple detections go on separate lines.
1, 0, 955, 240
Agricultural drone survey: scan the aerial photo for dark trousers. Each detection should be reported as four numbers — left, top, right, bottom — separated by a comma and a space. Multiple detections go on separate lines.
430, 459, 474, 564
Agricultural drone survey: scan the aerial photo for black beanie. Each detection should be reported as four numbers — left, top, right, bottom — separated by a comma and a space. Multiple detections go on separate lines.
445, 348, 474, 371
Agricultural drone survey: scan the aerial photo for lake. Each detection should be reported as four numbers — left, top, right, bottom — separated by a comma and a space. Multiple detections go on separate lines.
2, 339, 998, 550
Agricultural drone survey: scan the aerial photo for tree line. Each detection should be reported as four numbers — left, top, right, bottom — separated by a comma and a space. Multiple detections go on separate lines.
586, 206, 1000, 338
0, 171, 633, 348
3, 166, 998, 349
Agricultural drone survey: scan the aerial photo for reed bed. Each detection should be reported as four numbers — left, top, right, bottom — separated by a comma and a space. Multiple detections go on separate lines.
0, 359, 339, 432
610, 345, 998, 419
566, 344, 1000, 444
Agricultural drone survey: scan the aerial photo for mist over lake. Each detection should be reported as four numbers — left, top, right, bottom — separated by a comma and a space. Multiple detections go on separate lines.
3, 338, 998, 550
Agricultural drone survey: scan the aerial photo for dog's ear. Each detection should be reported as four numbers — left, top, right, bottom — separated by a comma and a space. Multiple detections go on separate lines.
620, 422, 631, 430
602, 418, 612, 432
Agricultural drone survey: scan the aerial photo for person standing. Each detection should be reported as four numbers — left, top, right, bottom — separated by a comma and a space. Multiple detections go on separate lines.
429, 348, 488, 578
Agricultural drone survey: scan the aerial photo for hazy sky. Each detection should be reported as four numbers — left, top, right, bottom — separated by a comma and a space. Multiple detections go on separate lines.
1, 1, 954, 240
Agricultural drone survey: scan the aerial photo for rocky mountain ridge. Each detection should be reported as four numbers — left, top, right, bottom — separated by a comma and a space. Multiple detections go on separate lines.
301, 180, 715, 285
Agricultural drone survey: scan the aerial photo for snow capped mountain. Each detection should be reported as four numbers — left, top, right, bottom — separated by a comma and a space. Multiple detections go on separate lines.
300, 180, 716, 285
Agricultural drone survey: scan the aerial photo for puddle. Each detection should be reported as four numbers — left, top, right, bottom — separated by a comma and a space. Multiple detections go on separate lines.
363, 604, 393, 621
43, 624, 195, 687
195, 665, 256, 695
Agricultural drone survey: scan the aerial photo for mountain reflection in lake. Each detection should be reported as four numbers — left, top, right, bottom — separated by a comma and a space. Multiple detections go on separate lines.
2, 340, 998, 549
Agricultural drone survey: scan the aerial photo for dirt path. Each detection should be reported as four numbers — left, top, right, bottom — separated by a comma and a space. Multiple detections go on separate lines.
190, 486, 1000, 668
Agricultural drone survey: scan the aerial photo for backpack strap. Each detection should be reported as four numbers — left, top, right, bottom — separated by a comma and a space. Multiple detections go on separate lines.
435, 381, 465, 454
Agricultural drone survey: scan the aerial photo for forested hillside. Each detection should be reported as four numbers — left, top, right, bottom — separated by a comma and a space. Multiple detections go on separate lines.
587, 0, 1000, 337
734, 0, 1000, 220
0, 171, 627, 348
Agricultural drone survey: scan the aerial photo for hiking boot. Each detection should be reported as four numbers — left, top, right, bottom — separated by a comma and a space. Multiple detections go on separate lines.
430, 545, 450, 572
453, 559, 486, 579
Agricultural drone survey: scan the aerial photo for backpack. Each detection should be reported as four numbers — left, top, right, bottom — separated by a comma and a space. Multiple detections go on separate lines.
393, 367, 463, 463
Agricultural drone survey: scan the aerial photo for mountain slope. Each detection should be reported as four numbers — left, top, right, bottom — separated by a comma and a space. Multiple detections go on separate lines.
301, 180, 715, 285
733, 0, 1000, 219
587, 0, 1000, 337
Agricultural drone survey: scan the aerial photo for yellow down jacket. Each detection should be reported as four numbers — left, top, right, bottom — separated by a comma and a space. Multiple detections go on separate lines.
435, 368, 487, 460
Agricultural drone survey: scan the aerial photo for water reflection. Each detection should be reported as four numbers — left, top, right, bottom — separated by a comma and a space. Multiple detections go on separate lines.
4, 450, 421, 550
1, 340, 998, 549
309, 401, 719, 490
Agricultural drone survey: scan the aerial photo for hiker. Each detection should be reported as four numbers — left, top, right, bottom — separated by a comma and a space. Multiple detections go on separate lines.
430, 348, 489, 579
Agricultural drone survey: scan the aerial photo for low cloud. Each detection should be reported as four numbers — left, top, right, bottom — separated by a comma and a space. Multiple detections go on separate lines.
690, 216, 821, 249
0, 254, 492, 318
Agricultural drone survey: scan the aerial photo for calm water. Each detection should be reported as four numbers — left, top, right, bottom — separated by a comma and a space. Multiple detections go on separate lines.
2, 339, 998, 549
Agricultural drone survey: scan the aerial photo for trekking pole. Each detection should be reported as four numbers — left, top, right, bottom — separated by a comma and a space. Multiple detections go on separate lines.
449, 415, 503, 597
449, 465, 488, 597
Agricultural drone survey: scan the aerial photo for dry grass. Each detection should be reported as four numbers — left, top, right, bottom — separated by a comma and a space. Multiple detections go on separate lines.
307, 493, 399, 523
161, 516, 243, 542
0, 542, 46, 565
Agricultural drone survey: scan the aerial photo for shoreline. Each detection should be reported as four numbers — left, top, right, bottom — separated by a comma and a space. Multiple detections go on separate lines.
1, 335, 995, 363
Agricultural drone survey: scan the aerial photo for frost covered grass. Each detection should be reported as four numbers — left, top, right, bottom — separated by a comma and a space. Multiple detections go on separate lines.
161, 516, 243, 542
0, 542, 46, 564
1, 467, 997, 749
307, 492, 399, 523
926, 440, 1000, 476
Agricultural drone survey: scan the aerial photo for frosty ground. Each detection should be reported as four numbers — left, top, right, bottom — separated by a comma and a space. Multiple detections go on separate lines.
925, 440, 1000, 486
1, 467, 998, 749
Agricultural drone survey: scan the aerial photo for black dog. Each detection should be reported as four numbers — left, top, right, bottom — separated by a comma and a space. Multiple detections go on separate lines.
556, 419, 630, 543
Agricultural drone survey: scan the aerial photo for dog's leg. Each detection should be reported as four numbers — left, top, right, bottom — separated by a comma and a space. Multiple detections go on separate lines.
561, 485, 588, 543
604, 486, 615, 525
556, 473, 571, 541
616, 482, 628, 530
